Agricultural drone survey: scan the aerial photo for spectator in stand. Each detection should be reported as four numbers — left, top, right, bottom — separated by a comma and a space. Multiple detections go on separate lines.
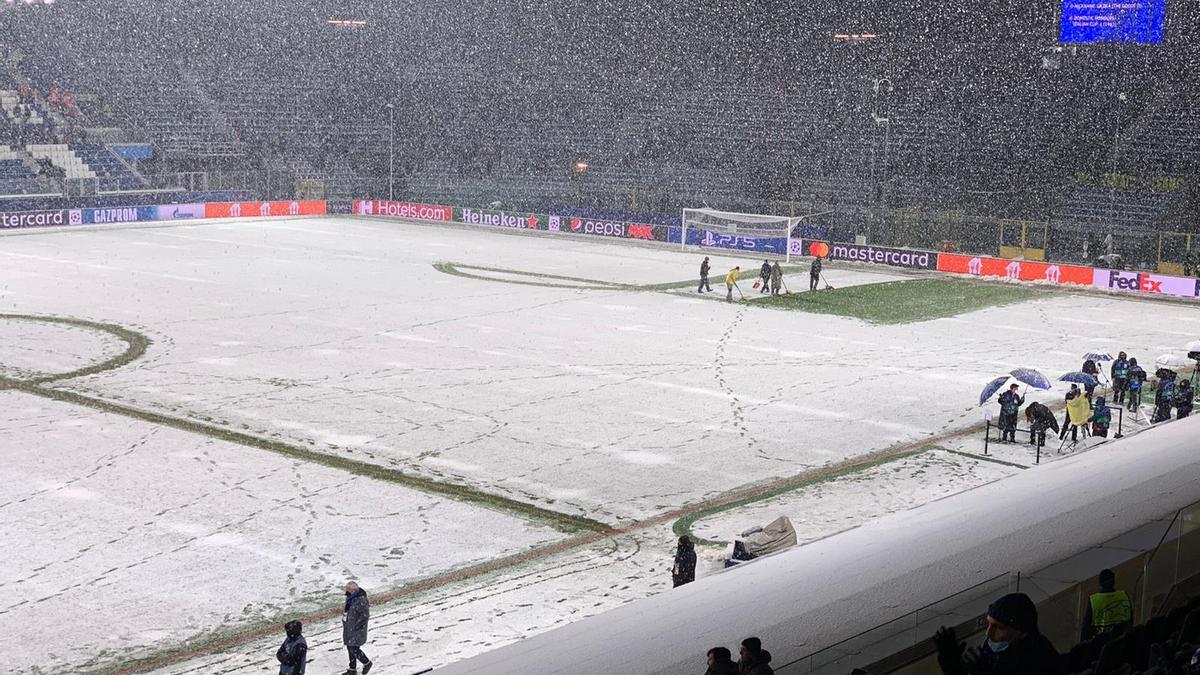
704, 646, 739, 675
738, 637, 774, 675
1025, 402, 1058, 449
276, 620, 307, 675
1126, 358, 1146, 413
1176, 380, 1193, 419
16, 82, 31, 102
48, 86, 60, 109
1111, 352, 1130, 405
62, 91, 77, 117
672, 535, 697, 588
1081, 569, 1132, 642
934, 592, 1062, 675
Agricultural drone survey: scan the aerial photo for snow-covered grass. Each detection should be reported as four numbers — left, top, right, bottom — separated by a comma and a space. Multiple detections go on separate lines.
756, 277, 1050, 324
0, 216, 1196, 673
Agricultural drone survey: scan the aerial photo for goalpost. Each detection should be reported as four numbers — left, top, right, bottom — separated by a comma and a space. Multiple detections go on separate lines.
681, 208, 820, 262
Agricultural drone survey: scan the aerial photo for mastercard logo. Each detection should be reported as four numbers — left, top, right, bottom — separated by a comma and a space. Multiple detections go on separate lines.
809, 242, 831, 258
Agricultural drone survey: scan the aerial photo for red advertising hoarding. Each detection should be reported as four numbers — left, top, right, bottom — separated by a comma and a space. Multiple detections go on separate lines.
937, 253, 1093, 286
204, 200, 326, 219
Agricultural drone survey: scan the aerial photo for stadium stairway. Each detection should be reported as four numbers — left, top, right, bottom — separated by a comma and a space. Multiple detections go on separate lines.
26, 143, 94, 181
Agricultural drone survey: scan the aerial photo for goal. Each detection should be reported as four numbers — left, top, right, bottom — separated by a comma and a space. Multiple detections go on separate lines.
681, 208, 802, 261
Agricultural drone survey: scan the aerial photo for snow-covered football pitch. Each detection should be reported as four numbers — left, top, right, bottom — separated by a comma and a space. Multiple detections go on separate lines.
1, 215, 1195, 674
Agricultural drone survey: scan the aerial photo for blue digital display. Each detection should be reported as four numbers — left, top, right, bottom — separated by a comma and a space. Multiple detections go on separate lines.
1060, 0, 1167, 43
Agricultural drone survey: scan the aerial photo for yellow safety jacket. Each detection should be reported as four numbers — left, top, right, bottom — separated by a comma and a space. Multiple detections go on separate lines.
1090, 590, 1132, 633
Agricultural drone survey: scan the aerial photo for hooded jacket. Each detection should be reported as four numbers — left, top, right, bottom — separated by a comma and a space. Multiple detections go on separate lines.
739, 649, 774, 675
343, 588, 370, 647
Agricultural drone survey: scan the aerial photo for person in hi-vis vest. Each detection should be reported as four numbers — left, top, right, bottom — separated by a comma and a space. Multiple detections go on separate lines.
1082, 568, 1132, 641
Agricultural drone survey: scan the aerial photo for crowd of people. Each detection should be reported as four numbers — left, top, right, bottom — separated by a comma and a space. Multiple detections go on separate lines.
695, 256, 828, 304
997, 352, 1194, 449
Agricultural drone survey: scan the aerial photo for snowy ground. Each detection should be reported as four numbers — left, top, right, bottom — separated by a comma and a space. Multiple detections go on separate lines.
0, 216, 1195, 674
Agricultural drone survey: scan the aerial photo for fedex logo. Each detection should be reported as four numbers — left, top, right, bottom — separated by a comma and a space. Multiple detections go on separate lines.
1107, 270, 1163, 293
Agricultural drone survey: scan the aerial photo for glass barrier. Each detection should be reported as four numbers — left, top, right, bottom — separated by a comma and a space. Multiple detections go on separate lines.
775, 572, 1017, 674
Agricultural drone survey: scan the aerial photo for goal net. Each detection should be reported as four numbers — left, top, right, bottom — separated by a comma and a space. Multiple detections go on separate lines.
681, 208, 800, 260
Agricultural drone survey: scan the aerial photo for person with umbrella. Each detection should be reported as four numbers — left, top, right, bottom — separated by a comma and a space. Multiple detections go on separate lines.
1111, 352, 1130, 405
1081, 358, 1101, 401
1126, 358, 1146, 412
997, 384, 1024, 443
1025, 402, 1058, 449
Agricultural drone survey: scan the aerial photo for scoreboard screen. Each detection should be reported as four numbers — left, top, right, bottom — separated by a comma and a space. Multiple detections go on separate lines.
1060, 0, 1167, 43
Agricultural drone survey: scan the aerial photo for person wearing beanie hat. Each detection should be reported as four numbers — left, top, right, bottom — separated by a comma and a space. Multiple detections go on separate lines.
738, 637, 774, 675
934, 592, 1063, 675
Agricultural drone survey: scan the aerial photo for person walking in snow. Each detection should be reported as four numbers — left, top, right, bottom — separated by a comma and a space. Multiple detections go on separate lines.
809, 256, 823, 291
1110, 352, 1130, 405
770, 261, 783, 296
672, 535, 697, 588
997, 384, 1024, 443
698, 256, 713, 293
342, 582, 372, 675
276, 620, 307, 675
726, 266, 741, 303
758, 260, 772, 294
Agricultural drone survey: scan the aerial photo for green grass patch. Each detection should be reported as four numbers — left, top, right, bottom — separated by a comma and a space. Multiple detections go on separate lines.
755, 277, 1051, 324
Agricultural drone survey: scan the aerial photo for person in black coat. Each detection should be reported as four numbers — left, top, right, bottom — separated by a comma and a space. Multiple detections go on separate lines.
342, 582, 372, 675
1025, 402, 1058, 448
935, 592, 1063, 675
1176, 380, 1193, 418
758, 260, 772, 294
276, 620, 307, 675
1081, 359, 1101, 400
705, 646, 739, 675
672, 535, 697, 587
698, 256, 712, 293
1110, 352, 1129, 404
997, 384, 1024, 443
809, 256, 823, 291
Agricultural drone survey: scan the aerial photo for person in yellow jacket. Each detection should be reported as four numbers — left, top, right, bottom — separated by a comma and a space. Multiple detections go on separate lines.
1082, 569, 1132, 641
725, 266, 741, 303
1060, 385, 1091, 443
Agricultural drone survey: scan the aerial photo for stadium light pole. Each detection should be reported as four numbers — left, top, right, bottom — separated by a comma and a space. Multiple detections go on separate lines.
869, 78, 894, 242
386, 103, 395, 201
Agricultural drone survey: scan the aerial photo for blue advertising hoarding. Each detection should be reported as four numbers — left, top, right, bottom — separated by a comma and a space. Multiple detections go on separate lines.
1060, 0, 1167, 43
